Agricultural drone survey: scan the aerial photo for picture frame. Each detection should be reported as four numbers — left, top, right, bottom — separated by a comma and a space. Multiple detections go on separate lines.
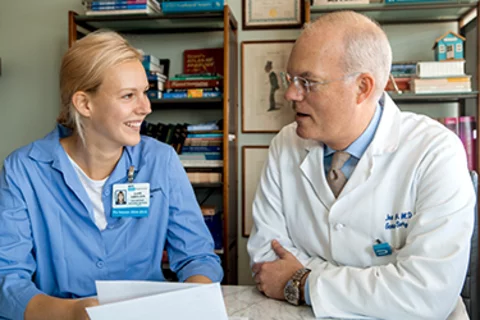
242, 145, 270, 237
242, 0, 305, 30
242, 40, 296, 133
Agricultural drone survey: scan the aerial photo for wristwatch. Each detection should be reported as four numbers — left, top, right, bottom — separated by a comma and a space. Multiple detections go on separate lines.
284, 268, 311, 305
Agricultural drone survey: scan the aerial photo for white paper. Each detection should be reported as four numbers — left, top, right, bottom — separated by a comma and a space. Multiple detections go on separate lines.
95, 280, 199, 305
87, 281, 228, 320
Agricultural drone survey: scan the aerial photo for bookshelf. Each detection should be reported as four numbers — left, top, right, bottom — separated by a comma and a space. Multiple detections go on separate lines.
68, 6, 239, 285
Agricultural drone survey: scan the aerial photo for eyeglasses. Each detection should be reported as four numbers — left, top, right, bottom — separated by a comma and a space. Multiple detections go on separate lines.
280, 72, 360, 95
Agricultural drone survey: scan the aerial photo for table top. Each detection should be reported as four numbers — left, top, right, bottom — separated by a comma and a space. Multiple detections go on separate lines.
222, 285, 317, 320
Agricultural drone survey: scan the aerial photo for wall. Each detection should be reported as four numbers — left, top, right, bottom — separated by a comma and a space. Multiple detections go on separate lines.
0, 1, 475, 286
0, 0, 83, 164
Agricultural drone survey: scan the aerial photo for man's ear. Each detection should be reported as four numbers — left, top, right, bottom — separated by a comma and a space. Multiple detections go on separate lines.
356, 73, 375, 105
72, 91, 93, 118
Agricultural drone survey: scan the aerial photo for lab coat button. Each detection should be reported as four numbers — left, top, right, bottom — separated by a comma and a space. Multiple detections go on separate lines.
96, 260, 105, 268
335, 223, 345, 230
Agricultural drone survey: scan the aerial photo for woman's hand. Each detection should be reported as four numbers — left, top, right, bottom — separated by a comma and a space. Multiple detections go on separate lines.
25, 294, 99, 320
71, 297, 99, 320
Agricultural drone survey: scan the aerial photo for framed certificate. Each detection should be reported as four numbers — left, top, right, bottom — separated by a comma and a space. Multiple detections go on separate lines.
242, 0, 305, 30
242, 145, 270, 237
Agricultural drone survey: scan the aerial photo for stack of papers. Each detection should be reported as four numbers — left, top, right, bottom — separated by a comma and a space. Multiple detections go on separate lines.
86, 281, 230, 320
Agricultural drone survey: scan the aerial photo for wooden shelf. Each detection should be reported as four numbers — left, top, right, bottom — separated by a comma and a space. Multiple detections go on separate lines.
310, 1, 478, 24
389, 91, 478, 103
150, 97, 223, 109
191, 183, 223, 188
73, 11, 237, 34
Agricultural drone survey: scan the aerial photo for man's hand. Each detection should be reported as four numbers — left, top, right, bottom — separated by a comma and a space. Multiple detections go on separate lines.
252, 240, 303, 300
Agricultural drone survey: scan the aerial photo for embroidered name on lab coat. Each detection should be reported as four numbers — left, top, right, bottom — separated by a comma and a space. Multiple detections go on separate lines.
384, 211, 413, 230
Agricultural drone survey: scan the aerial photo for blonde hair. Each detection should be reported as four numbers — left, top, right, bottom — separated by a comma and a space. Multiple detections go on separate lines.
303, 11, 392, 99
57, 30, 142, 143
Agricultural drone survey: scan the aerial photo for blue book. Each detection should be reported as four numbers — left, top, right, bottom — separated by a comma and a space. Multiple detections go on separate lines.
142, 54, 160, 66
89, 0, 150, 5
182, 146, 222, 153
187, 133, 222, 138
203, 213, 223, 250
161, 0, 224, 13
89, 4, 148, 10
162, 91, 222, 99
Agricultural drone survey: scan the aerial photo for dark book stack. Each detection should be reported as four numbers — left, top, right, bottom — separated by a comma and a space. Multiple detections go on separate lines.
141, 121, 188, 154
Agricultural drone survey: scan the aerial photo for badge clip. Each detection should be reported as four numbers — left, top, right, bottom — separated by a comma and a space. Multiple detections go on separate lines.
373, 239, 392, 257
128, 166, 135, 183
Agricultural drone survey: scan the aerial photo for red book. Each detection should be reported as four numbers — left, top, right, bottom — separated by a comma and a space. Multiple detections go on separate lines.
459, 116, 476, 171
183, 48, 224, 75
165, 79, 223, 89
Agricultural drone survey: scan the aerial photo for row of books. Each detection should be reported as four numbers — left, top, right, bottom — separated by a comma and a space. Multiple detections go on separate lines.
311, 0, 456, 5
386, 60, 472, 94
141, 121, 224, 167
82, 0, 162, 15
82, 0, 224, 15
437, 116, 476, 171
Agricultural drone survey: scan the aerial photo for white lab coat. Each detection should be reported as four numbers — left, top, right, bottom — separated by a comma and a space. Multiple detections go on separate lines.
247, 93, 475, 320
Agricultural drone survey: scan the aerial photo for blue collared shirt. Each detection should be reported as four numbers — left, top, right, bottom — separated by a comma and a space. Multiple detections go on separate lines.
0, 125, 223, 319
305, 104, 382, 305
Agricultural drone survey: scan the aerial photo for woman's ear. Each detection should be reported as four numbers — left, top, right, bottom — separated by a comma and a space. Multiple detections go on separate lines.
72, 91, 93, 118
356, 73, 375, 105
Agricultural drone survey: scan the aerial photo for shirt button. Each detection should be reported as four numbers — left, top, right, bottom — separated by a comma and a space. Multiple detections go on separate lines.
96, 260, 105, 268
335, 223, 345, 231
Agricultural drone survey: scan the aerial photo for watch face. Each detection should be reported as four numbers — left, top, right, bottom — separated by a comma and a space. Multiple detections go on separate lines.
284, 281, 300, 305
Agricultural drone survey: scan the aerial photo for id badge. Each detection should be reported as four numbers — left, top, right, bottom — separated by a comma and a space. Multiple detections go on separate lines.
112, 183, 150, 218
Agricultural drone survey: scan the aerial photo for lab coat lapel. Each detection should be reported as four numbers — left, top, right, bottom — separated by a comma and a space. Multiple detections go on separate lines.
340, 93, 401, 198
299, 143, 335, 208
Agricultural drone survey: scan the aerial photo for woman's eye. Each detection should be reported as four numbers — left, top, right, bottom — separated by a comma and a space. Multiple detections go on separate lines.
122, 93, 134, 100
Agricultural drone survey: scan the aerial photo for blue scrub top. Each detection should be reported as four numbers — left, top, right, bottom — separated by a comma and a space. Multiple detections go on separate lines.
0, 125, 223, 320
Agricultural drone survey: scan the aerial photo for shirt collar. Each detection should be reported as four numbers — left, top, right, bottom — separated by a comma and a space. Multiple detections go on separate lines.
28, 124, 145, 184
324, 103, 382, 159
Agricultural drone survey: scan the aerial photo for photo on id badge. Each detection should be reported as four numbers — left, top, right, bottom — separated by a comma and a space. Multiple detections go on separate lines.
115, 190, 127, 205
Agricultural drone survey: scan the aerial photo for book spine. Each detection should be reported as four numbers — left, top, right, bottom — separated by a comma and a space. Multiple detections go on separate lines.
88, 4, 147, 9
161, 0, 224, 13
443, 117, 459, 135
182, 146, 222, 153
187, 133, 223, 138
147, 90, 162, 99
89, 0, 149, 4
166, 79, 222, 89
459, 116, 476, 171
148, 81, 164, 91
165, 88, 221, 93
162, 91, 222, 99
143, 55, 160, 66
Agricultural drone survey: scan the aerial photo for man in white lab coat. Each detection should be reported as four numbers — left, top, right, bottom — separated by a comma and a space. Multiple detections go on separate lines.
247, 10, 475, 320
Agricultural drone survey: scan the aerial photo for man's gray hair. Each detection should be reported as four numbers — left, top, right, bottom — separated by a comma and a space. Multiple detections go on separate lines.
303, 11, 392, 99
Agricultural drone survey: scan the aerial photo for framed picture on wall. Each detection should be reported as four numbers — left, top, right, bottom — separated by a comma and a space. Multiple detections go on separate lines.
242, 40, 296, 133
242, 145, 270, 237
242, 0, 305, 30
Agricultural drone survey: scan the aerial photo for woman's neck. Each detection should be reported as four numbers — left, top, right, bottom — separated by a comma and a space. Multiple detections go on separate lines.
60, 133, 122, 180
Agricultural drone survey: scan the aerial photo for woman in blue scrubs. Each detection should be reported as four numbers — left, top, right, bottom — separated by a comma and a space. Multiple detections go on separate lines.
0, 31, 222, 320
